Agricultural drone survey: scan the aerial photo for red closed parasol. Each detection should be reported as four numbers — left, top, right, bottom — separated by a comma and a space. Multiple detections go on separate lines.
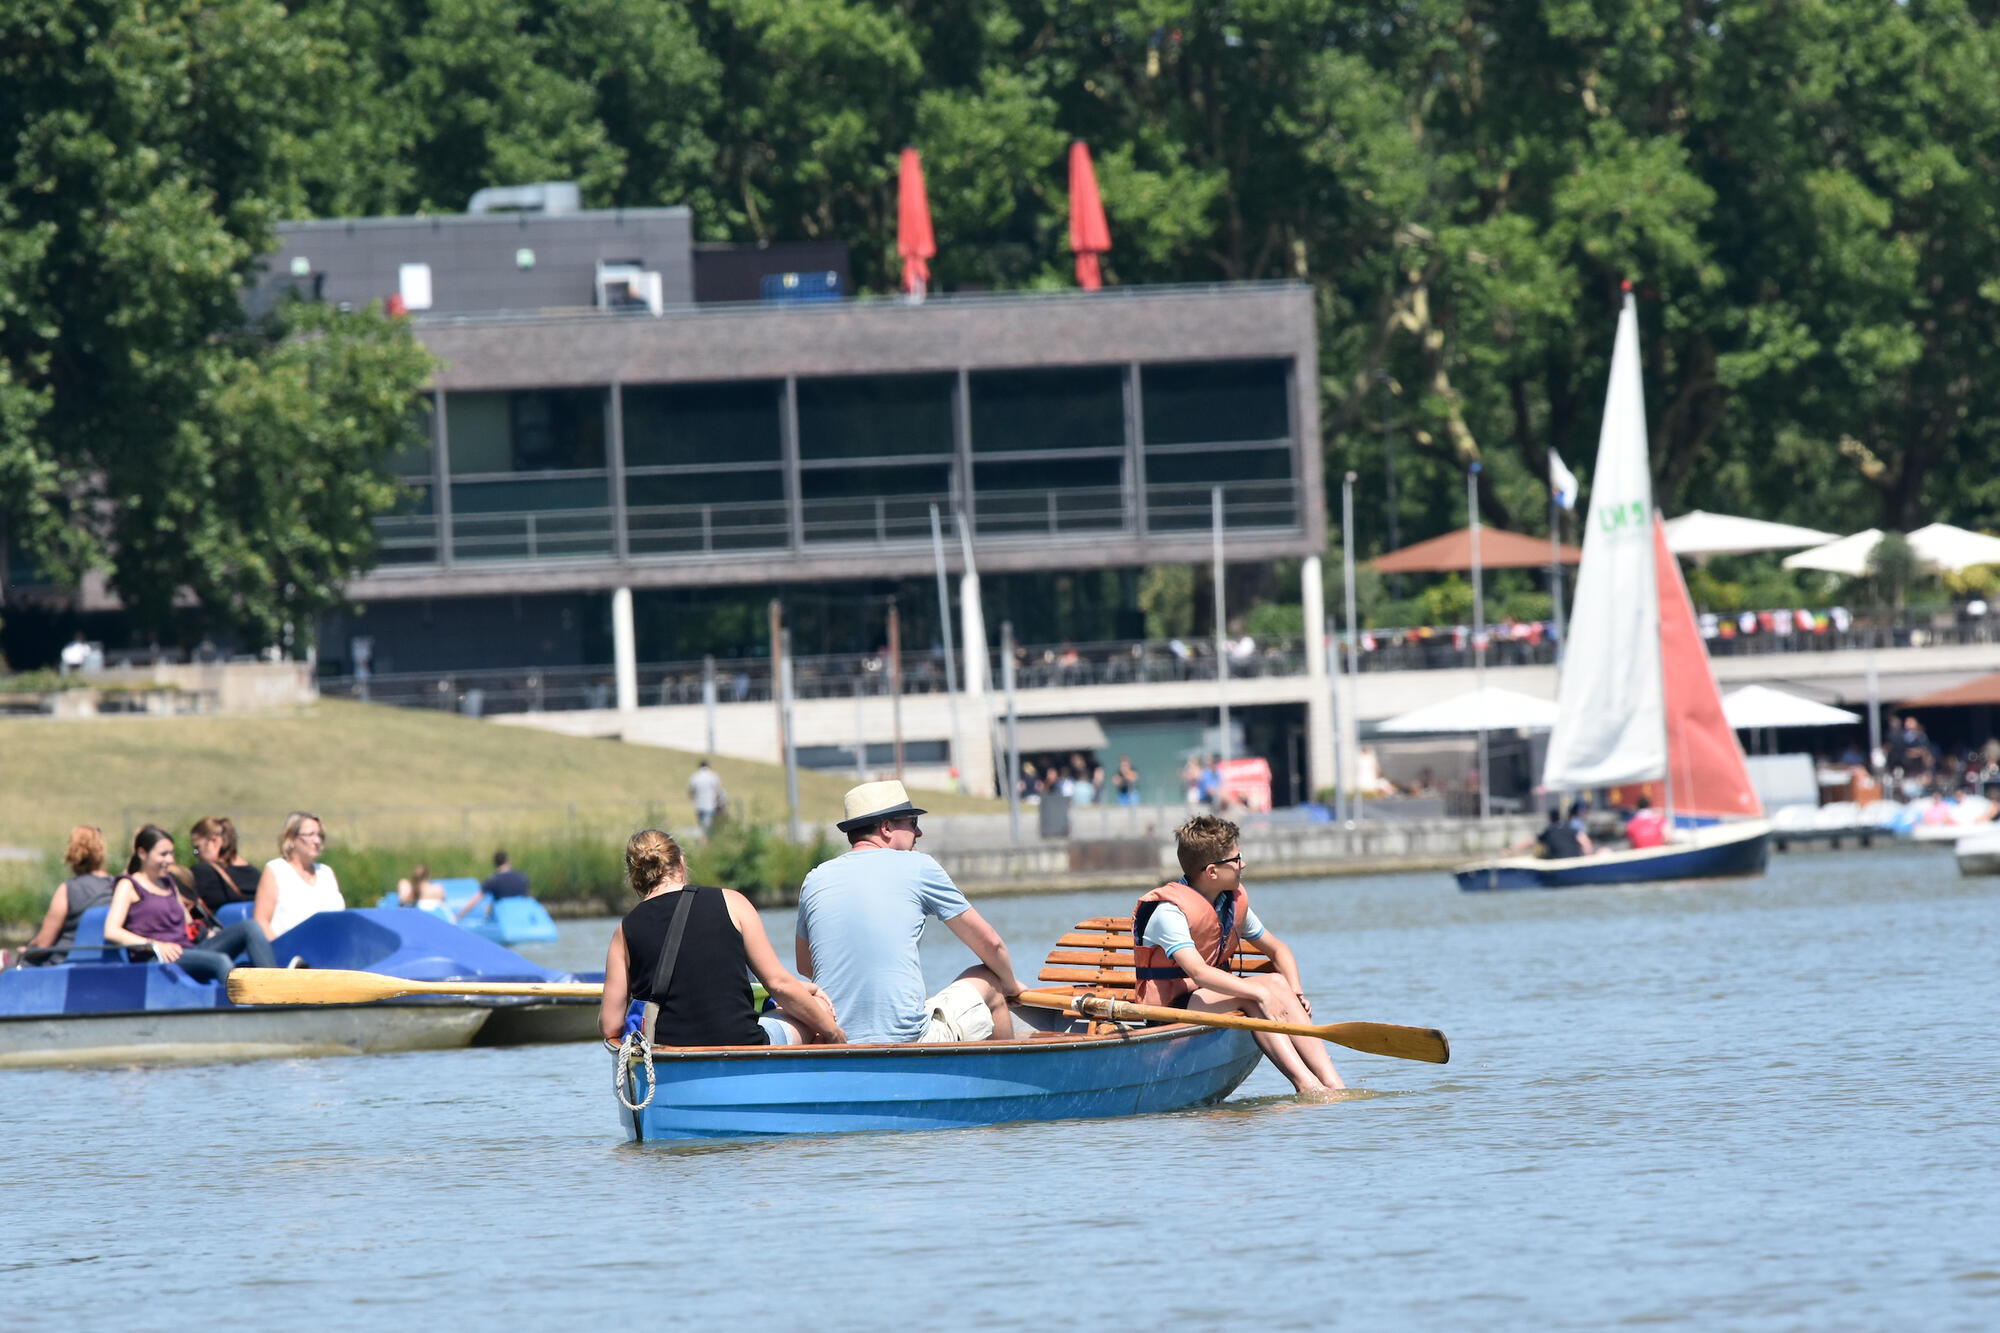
1068, 141, 1110, 289
897, 147, 936, 298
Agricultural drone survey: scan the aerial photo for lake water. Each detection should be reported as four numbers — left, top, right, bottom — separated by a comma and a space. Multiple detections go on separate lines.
4, 846, 1997, 1328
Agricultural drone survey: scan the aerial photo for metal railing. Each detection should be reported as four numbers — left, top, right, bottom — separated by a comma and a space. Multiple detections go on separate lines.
319, 606, 2000, 717
366, 477, 1303, 567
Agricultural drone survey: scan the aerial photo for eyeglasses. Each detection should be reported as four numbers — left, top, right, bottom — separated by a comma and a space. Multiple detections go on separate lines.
1209, 854, 1244, 869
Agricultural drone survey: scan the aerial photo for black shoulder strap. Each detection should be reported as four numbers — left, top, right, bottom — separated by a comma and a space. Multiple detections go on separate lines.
649, 887, 699, 1003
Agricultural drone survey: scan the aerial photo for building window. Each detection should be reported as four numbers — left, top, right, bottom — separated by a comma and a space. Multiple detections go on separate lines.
1141, 361, 1289, 446
797, 373, 954, 462
969, 368, 1124, 454
446, 389, 606, 474
623, 382, 782, 468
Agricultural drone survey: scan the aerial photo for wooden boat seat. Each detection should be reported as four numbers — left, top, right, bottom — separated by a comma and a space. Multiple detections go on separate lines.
1036, 915, 1273, 1027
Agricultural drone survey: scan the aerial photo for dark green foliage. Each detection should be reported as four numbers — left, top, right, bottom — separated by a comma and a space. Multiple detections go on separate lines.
10, 0, 2000, 653
321, 820, 840, 913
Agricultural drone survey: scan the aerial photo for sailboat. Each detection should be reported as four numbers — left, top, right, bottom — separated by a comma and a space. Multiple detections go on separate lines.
1456, 292, 1770, 891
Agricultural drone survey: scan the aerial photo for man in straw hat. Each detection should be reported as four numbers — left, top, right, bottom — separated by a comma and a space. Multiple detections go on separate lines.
795, 780, 1025, 1044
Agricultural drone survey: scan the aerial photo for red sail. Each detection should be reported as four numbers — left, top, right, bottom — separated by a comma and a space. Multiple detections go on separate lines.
1653, 515, 1762, 818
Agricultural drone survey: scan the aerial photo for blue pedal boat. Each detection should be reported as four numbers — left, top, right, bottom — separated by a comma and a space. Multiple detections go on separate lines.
1454, 817, 1771, 890
375, 877, 559, 945
615, 1020, 1261, 1141
0, 905, 594, 1069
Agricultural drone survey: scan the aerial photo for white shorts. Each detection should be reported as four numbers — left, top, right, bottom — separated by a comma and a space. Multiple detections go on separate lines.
917, 979, 994, 1043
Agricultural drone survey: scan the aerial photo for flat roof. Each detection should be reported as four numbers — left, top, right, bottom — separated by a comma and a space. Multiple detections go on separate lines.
415, 281, 1316, 390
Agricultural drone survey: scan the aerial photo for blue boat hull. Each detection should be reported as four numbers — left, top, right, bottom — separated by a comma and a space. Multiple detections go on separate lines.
1456, 819, 1771, 891
0, 908, 588, 1067
617, 1023, 1261, 1140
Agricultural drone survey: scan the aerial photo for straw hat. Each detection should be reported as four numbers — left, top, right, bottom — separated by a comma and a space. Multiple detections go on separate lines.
837, 780, 928, 832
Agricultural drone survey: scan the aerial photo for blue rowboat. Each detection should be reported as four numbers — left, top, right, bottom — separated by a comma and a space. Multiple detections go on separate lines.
373, 878, 560, 945
1455, 817, 1770, 891
614, 1021, 1261, 1141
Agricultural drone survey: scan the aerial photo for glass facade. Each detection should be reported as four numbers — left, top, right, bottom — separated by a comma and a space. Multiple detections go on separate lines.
400, 359, 1300, 565
623, 382, 788, 554
1141, 360, 1294, 531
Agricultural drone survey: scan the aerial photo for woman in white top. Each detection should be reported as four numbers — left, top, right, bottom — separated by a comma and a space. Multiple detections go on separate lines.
254, 811, 345, 939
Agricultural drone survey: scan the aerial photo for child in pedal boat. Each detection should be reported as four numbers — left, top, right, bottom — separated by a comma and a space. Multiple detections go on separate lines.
1132, 815, 1343, 1094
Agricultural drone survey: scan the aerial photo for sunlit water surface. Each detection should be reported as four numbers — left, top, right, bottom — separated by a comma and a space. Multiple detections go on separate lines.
4, 847, 1997, 1328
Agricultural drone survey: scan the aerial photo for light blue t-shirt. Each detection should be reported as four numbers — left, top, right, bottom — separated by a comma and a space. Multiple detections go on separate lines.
796, 848, 971, 1044
1137, 901, 1266, 961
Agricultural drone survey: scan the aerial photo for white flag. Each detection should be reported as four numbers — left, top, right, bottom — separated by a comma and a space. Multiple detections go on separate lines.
1548, 451, 1579, 511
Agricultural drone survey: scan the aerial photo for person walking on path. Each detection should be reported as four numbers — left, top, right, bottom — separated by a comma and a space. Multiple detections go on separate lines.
688, 759, 727, 836
1131, 814, 1344, 1096
795, 780, 1025, 1044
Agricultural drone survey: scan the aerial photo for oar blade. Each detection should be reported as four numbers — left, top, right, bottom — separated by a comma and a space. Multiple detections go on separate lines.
226, 968, 412, 1007
1321, 1021, 1450, 1064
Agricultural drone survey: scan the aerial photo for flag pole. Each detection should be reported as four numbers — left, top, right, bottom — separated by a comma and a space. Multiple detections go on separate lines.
1470, 463, 1489, 821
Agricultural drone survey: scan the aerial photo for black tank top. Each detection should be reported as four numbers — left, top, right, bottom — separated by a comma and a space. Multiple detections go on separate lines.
621, 886, 767, 1047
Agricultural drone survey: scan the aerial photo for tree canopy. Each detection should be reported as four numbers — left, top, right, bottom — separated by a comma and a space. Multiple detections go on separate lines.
8, 0, 2000, 651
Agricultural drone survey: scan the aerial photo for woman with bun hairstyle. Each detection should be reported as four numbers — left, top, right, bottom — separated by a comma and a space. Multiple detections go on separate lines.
598, 829, 843, 1048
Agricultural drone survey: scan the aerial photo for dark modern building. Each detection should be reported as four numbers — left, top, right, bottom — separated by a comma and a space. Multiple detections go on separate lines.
11, 185, 1338, 795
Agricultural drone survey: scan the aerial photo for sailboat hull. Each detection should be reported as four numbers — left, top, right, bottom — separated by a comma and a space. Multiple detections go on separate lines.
1455, 818, 1770, 891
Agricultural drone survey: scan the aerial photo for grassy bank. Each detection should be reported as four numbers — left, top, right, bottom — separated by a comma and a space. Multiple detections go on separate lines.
0, 698, 995, 852
0, 698, 997, 931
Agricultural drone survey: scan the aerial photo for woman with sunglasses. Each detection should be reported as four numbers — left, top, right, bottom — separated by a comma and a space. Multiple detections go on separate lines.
254, 812, 345, 940
189, 815, 261, 918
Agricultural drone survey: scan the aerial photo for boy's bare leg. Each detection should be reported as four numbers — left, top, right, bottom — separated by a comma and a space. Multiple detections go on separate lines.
1185, 988, 1326, 1093
1242, 973, 1345, 1089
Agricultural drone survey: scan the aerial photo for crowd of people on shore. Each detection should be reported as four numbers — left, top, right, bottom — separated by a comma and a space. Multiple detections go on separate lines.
1015, 753, 1141, 807
25, 812, 345, 976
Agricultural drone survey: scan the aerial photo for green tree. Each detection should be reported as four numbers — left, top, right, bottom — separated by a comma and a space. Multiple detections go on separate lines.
0, 0, 433, 650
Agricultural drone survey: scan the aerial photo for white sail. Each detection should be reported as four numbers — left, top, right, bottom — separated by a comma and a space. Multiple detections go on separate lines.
1541, 294, 1666, 790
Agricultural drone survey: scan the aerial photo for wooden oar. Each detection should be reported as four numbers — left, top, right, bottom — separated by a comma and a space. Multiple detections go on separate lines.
228, 968, 603, 1006
1016, 989, 1450, 1064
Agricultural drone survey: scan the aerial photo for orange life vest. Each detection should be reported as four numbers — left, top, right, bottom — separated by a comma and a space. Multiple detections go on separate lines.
1131, 881, 1248, 1007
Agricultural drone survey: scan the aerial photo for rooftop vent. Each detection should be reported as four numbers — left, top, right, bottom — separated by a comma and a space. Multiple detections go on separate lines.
467, 181, 582, 216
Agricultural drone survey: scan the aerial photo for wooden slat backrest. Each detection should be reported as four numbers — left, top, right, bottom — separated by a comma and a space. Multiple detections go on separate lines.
1037, 914, 1274, 1007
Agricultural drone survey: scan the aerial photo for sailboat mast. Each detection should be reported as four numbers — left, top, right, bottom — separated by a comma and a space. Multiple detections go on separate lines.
1656, 507, 1677, 835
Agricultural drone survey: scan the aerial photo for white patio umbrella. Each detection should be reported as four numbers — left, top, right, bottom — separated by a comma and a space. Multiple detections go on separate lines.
1662, 510, 1839, 558
1376, 686, 1560, 734
1909, 523, 2000, 571
1721, 684, 1861, 730
1783, 523, 2000, 576
1782, 528, 1884, 576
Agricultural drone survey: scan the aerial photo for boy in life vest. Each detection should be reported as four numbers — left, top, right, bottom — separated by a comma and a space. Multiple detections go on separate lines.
1132, 814, 1344, 1095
